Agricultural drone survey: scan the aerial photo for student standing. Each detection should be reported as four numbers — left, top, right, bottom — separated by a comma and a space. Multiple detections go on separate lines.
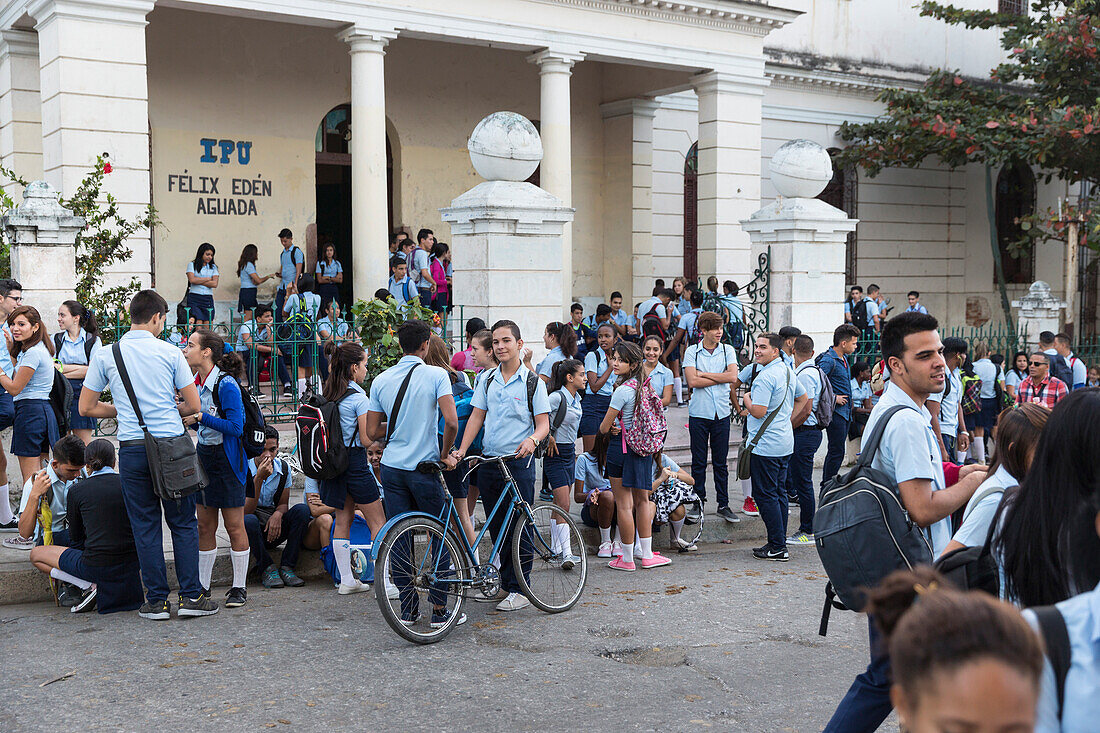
182, 331, 250, 609
55, 301, 102, 445
273, 228, 304, 325
0, 279, 21, 532
453, 320, 550, 612
429, 242, 450, 314
387, 257, 415, 308
788, 335, 822, 547
412, 229, 437, 304
185, 242, 219, 326
970, 341, 1002, 462
642, 335, 674, 407
79, 290, 215, 620
236, 243, 273, 320
451, 317, 487, 373
0, 305, 60, 486
544, 359, 585, 568
683, 311, 740, 523
904, 291, 927, 314
665, 290, 705, 405
608, 291, 631, 338
925, 338, 969, 463
537, 321, 578, 383
818, 324, 860, 490
315, 243, 344, 311
282, 274, 323, 395
580, 322, 617, 453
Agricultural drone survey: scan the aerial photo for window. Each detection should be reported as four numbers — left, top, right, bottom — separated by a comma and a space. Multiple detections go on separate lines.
818, 149, 858, 282
683, 142, 698, 283
315, 104, 350, 158
995, 161, 1036, 285
998, 0, 1026, 15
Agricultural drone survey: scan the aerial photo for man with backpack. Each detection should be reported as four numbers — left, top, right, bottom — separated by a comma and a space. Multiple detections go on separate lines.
273, 228, 303, 325
788, 335, 827, 546
823, 312, 983, 732
1052, 333, 1086, 390
818, 324, 860, 492
843, 286, 878, 338
638, 288, 673, 343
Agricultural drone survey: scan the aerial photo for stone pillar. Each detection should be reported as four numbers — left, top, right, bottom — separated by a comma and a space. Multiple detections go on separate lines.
0, 30, 43, 199
3, 180, 84, 319
442, 113, 573, 359
693, 71, 767, 282
31, 0, 154, 287
528, 49, 582, 311
340, 25, 397, 299
741, 141, 857, 352
1012, 281, 1065, 352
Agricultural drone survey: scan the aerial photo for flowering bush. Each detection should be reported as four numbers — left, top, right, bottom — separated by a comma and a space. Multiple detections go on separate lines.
350, 295, 436, 386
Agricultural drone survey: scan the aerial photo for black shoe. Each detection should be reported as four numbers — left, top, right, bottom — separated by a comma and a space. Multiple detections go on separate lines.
716, 506, 741, 524
178, 593, 220, 617
71, 585, 98, 613
788, 494, 800, 505
278, 566, 305, 587
752, 545, 789, 562
57, 582, 82, 608
138, 599, 171, 620
0, 517, 17, 533
225, 587, 247, 608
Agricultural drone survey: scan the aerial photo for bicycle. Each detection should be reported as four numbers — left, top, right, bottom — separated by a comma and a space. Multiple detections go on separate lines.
371, 454, 588, 644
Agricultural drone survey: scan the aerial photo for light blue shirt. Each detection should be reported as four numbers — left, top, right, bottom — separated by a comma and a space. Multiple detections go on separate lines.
928, 368, 962, 436
862, 382, 951, 556
1068, 352, 1088, 388
654, 453, 682, 481
284, 292, 321, 320
1005, 369, 1025, 389
904, 303, 928, 314
18, 463, 71, 534
972, 358, 1000, 399
471, 364, 550, 457
574, 452, 609, 493
247, 457, 289, 508
318, 316, 351, 341
315, 259, 343, 278
84, 330, 196, 441
1026, 581, 1100, 732
584, 349, 614, 396
845, 296, 879, 322
609, 381, 639, 430
411, 248, 431, 286
850, 378, 873, 407
186, 262, 218, 296
367, 356, 451, 469
280, 246, 303, 288
235, 320, 269, 352
951, 464, 1016, 548
610, 309, 631, 327
638, 296, 666, 320
13, 342, 55, 401
538, 346, 565, 379
795, 362, 822, 428
683, 342, 738, 419
646, 362, 673, 399
677, 308, 703, 343
239, 262, 258, 290
745, 357, 805, 457
57, 329, 102, 367
331, 381, 370, 449
196, 366, 224, 446
388, 275, 414, 305
720, 295, 744, 323
0, 323, 12, 376
547, 387, 583, 444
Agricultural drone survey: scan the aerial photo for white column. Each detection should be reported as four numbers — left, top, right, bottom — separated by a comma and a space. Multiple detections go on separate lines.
692, 71, 767, 281
0, 30, 43, 199
528, 49, 582, 311
339, 25, 397, 298
31, 0, 155, 287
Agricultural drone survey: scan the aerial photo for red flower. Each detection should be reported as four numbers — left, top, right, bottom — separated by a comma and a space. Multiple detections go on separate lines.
103, 162, 113, 174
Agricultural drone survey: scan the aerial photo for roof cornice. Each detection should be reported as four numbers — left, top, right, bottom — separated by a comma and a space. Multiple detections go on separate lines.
532, 0, 801, 37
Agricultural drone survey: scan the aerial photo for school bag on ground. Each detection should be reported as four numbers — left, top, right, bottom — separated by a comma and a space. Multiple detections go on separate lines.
296, 388, 355, 480
439, 378, 484, 454
621, 377, 667, 456
212, 373, 267, 458
933, 482, 1011, 596
814, 404, 935, 635
960, 374, 982, 415
49, 364, 73, 436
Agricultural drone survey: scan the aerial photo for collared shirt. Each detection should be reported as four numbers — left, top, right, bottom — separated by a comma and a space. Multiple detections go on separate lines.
952, 464, 1016, 548
645, 362, 673, 399
315, 259, 343, 279
247, 457, 289, 508
18, 463, 72, 534
584, 349, 614, 396
904, 303, 928, 314
537, 346, 565, 379
928, 368, 963, 436
318, 316, 351, 341
653, 453, 682, 481
57, 328, 102, 367
471, 363, 550, 457
851, 378, 873, 407
1025, 581, 1100, 732
1005, 369, 1026, 389
683, 342, 738, 420
673, 298, 692, 317
781, 351, 794, 367
186, 262, 218, 295
720, 295, 744, 323
1016, 375, 1068, 409
972, 358, 1001, 399
239, 262, 257, 290
367, 355, 451, 468
284, 292, 321, 320
0, 323, 12, 376
575, 452, 609, 493
13, 342, 55, 401
609, 309, 631, 327
817, 347, 853, 421
411, 248, 431, 286
85, 330, 194, 441
863, 382, 951, 555
236, 320, 269, 352
547, 387, 583, 444
677, 307, 704, 344
197, 366, 224, 445
795, 361, 822, 428
279, 246, 303, 288
745, 357, 805, 457
1067, 352, 1088, 388
388, 275, 414, 305
638, 297, 666, 321
844, 296, 879, 320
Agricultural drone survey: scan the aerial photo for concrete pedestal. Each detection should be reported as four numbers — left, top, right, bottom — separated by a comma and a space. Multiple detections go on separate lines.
1012, 281, 1064, 352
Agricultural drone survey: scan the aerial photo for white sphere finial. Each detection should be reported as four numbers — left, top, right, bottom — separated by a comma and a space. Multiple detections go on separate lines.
467, 112, 543, 182
769, 139, 833, 198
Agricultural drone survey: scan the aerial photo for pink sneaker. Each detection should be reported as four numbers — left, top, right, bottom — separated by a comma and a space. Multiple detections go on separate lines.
640, 553, 672, 568
611, 540, 623, 557
597, 541, 614, 558
607, 557, 636, 572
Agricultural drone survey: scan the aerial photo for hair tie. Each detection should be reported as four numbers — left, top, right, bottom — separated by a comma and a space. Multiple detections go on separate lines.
913, 581, 939, 596
223, 342, 233, 355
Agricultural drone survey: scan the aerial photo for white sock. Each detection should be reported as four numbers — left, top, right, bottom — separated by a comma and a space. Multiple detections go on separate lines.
633, 530, 642, 557
198, 549, 217, 590
599, 526, 611, 544
491, 553, 501, 571
973, 440, 986, 463
620, 542, 634, 564
639, 536, 653, 560
0, 484, 12, 524
50, 567, 92, 590
742, 478, 753, 501
334, 538, 354, 586
558, 522, 573, 557
230, 549, 249, 589
670, 518, 685, 543
550, 522, 563, 554
613, 527, 621, 546
673, 377, 683, 404
297, 378, 307, 394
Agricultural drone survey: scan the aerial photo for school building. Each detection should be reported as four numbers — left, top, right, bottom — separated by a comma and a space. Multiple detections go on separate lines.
0, 0, 1085, 332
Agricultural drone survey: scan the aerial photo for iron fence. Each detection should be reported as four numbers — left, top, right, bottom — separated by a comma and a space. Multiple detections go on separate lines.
700, 246, 770, 362
852, 321, 1028, 365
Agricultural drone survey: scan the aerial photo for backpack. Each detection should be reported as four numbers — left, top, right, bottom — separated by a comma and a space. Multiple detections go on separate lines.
994, 365, 1013, 409
440, 378, 484, 454
295, 388, 355, 480
1049, 353, 1074, 391
52, 333, 95, 364
483, 369, 550, 457
686, 315, 704, 347
960, 374, 982, 415
799, 363, 834, 429
211, 373, 267, 458
933, 482, 1011, 596
49, 364, 73, 436
814, 405, 935, 635
849, 298, 870, 330
621, 377, 668, 456
1031, 605, 1072, 724
641, 303, 667, 341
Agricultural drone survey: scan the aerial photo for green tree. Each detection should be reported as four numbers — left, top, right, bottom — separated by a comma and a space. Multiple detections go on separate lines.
351, 296, 438, 388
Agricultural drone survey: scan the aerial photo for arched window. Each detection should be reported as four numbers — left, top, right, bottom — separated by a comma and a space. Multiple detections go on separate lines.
817, 148, 858, 282
315, 104, 351, 158
683, 142, 698, 282
995, 161, 1036, 285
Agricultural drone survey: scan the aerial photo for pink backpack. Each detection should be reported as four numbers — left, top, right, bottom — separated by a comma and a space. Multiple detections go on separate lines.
621, 377, 667, 456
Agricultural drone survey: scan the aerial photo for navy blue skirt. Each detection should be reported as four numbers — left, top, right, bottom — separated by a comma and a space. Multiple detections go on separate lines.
197, 443, 246, 509
320, 447, 381, 508
544, 442, 576, 488
604, 435, 651, 490
67, 378, 96, 431
187, 292, 215, 321
579, 393, 612, 437
12, 399, 59, 457
237, 287, 258, 313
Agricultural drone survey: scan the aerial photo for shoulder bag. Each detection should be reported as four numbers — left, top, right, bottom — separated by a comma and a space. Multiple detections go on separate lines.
736, 367, 790, 481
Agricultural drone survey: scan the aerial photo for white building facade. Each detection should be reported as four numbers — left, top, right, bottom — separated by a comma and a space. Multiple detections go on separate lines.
0, 0, 1077, 331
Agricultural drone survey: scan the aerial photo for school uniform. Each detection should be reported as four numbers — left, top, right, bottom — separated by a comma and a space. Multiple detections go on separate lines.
440, 375, 473, 500
581, 348, 614, 437
237, 320, 291, 390
11, 342, 59, 457
605, 381, 651, 491
817, 346, 854, 491
411, 248, 433, 303
185, 261, 218, 321
275, 245, 305, 323
429, 256, 448, 313
645, 361, 674, 402
237, 262, 258, 313
282, 291, 323, 370
683, 341, 738, 509
971, 357, 1002, 430
84, 330, 204, 604
676, 307, 703, 349
56, 328, 102, 432
928, 368, 962, 460
537, 346, 566, 381
194, 366, 247, 509
471, 363, 550, 595
315, 258, 343, 310
17, 463, 73, 546
544, 387, 582, 488
575, 451, 611, 528
388, 275, 415, 307
319, 381, 378, 508
0, 323, 14, 432
792, 361, 823, 535
243, 457, 312, 573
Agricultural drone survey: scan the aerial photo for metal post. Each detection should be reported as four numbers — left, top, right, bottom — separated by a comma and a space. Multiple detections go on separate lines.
1065, 218, 1080, 340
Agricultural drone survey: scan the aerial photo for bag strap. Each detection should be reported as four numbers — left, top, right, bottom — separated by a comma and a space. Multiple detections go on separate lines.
746, 367, 790, 450
525, 372, 537, 417
1032, 605, 1071, 721
853, 404, 915, 470
53, 332, 63, 356
386, 364, 419, 442
960, 482, 1008, 526
551, 389, 569, 433
111, 343, 148, 432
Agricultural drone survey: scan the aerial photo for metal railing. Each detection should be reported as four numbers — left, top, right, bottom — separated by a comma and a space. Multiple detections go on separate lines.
852, 321, 1028, 366
699, 246, 771, 362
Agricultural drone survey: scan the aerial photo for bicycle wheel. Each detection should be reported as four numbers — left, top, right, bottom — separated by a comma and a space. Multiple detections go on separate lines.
375, 515, 471, 645
511, 503, 587, 613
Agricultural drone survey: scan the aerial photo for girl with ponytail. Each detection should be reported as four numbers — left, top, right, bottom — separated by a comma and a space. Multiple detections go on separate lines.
56, 300, 103, 443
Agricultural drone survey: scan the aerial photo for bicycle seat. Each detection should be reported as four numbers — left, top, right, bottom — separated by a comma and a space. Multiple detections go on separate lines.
416, 460, 448, 475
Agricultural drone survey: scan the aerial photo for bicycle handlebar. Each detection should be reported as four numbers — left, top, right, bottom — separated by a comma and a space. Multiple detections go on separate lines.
415, 453, 522, 479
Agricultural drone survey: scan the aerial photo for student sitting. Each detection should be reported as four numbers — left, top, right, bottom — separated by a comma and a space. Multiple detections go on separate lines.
574, 432, 616, 557
649, 450, 698, 553
244, 426, 311, 589
3, 436, 85, 555
28, 439, 143, 614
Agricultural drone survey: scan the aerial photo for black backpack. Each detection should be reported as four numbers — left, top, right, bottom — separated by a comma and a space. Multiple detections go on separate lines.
211, 373, 267, 458
933, 482, 1011, 596
53, 333, 95, 363
849, 299, 870, 330
814, 405, 935, 635
49, 367, 73, 436
295, 388, 355, 480
1032, 605, 1072, 723
1049, 353, 1074, 390
641, 304, 667, 342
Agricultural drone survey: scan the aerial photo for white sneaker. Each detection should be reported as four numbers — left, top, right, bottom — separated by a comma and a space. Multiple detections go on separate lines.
385, 579, 400, 600
495, 592, 530, 612
2, 535, 33, 551
611, 540, 623, 557
597, 541, 614, 558
337, 580, 371, 595
673, 536, 698, 553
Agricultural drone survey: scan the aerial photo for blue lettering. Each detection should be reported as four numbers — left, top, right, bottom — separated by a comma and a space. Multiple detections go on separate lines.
236, 141, 252, 165
199, 139, 217, 163
218, 139, 235, 164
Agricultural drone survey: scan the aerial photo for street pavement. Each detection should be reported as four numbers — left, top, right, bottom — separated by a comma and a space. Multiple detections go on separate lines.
1, 537, 897, 732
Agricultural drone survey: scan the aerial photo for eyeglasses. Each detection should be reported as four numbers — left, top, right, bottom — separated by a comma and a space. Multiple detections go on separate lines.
1029, 361, 1047, 366
5, 295, 21, 303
